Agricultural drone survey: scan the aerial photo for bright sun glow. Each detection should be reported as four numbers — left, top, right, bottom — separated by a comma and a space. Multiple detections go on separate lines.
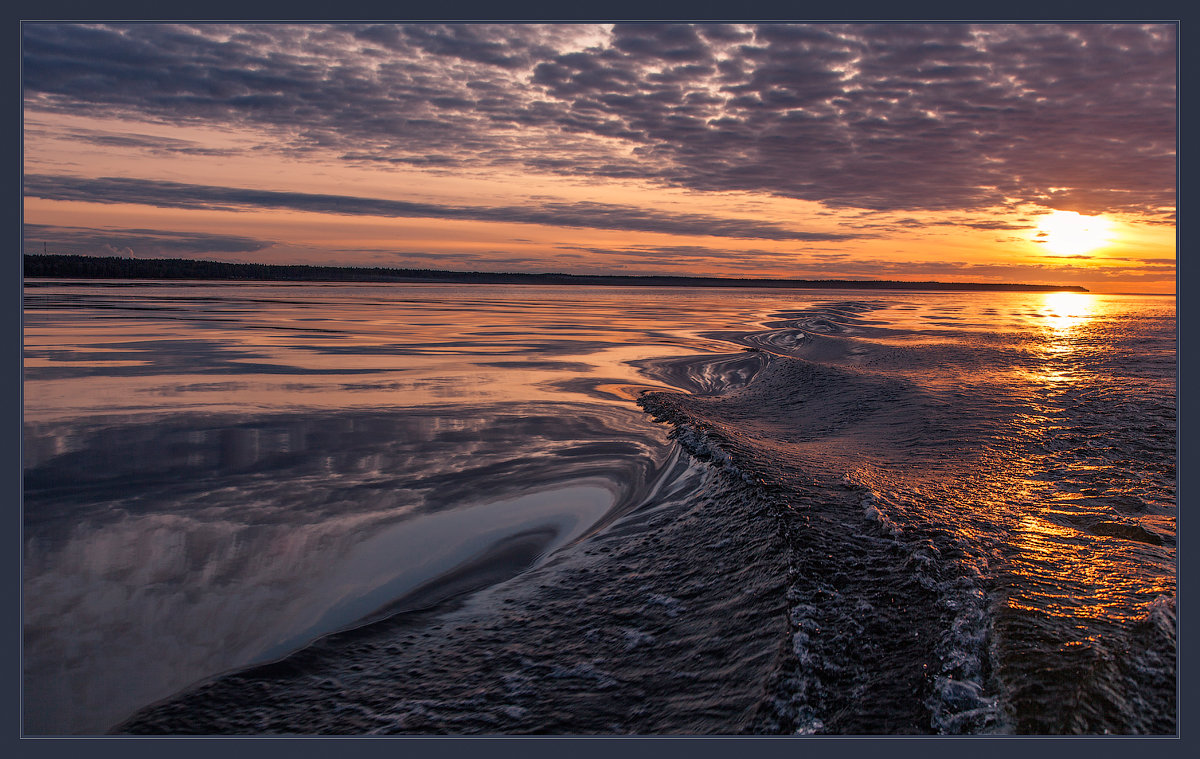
1042, 291, 1094, 332
1034, 210, 1115, 255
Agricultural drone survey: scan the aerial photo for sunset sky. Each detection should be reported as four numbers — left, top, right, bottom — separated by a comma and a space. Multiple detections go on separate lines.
22, 23, 1177, 293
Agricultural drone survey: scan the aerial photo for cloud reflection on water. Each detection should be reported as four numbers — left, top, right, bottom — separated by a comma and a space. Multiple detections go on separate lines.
24, 404, 676, 734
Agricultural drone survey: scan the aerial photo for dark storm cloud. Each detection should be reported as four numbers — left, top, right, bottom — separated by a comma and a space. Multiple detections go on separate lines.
24, 223, 273, 257
24, 174, 863, 242
23, 23, 1176, 217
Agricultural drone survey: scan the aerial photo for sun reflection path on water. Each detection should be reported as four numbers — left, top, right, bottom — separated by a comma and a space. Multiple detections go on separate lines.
1040, 291, 1096, 334
995, 289, 1174, 642
1009, 291, 1099, 387
868, 290, 1177, 731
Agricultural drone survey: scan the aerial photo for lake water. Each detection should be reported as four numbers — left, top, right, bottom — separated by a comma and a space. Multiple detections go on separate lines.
22, 281, 1176, 734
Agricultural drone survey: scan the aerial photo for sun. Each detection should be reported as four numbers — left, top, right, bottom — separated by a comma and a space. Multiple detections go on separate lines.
1034, 211, 1115, 255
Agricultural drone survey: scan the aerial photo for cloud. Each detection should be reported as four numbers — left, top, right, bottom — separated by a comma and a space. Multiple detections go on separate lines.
547, 239, 1175, 282
24, 223, 273, 257
555, 243, 805, 265
960, 220, 1035, 231
24, 174, 865, 242
330, 248, 553, 271
780, 256, 1174, 283
22, 23, 1176, 218
27, 125, 238, 156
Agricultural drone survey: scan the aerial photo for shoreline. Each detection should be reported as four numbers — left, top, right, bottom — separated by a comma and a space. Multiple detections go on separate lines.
23, 254, 1090, 293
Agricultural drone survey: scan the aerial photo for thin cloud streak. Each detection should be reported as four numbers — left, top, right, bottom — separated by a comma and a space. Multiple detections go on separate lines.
24, 174, 865, 243
24, 223, 273, 258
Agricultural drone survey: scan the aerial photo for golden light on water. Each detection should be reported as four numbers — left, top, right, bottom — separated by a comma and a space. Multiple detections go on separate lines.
1042, 291, 1096, 334
1033, 291, 1097, 382
999, 290, 1171, 630
1035, 211, 1116, 255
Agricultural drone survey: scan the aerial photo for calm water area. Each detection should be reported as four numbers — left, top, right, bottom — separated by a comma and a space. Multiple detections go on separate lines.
22, 281, 1176, 735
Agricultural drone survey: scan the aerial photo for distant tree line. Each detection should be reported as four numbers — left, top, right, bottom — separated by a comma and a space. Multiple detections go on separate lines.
23, 254, 1089, 292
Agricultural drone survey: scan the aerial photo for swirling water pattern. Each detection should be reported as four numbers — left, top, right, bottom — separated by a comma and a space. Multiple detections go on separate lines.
23, 282, 1174, 734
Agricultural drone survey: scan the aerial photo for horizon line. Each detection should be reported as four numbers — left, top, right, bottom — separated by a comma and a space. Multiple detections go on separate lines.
22, 253, 1092, 293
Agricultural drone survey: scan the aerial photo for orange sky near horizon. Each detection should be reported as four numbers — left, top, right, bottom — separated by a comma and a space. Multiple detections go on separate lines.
22, 23, 1177, 294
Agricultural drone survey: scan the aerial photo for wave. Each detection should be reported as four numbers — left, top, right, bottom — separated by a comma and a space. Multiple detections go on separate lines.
113, 296, 1175, 735
638, 351, 1006, 734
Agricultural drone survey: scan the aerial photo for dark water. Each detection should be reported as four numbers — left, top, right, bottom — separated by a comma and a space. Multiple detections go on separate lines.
22, 282, 1175, 734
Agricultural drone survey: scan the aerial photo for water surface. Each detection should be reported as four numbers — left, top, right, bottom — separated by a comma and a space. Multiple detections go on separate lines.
23, 282, 1175, 734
